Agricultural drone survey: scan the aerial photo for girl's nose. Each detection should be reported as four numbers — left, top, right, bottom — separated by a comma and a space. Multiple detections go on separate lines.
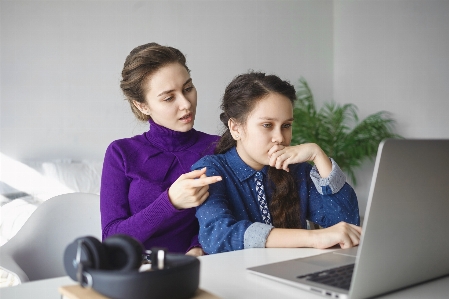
272, 131, 283, 145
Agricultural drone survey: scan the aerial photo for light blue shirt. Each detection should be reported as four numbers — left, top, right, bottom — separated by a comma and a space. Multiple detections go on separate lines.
192, 147, 360, 254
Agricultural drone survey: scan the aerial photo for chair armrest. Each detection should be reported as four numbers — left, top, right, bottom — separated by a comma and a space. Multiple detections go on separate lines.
0, 254, 29, 284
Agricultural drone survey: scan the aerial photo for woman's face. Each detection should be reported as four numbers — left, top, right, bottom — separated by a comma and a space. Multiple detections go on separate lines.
233, 93, 293, 171
136, 63, 197, 132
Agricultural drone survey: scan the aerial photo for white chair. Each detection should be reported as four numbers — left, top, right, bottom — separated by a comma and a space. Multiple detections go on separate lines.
0, 192, 101, 284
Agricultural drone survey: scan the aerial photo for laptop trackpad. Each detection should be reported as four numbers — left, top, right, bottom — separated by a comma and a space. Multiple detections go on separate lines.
301, 251, 356, 268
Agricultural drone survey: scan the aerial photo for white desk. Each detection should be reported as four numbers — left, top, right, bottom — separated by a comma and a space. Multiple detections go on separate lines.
1, 248, 449, 299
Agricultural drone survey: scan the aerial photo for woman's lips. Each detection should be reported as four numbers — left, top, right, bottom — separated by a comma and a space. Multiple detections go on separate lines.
179, 113, 192, 123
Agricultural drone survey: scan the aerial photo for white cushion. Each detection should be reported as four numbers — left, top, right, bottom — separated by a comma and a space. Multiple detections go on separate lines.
0, 267, 20, 287
0, 197, 39, 246
41, 160, 102, 194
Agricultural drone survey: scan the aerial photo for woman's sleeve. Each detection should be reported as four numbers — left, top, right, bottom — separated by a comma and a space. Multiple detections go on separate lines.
194, 163, 258, 254
186, 234, 201, 253
100, 143, 181, 243
306, 158, 360, 227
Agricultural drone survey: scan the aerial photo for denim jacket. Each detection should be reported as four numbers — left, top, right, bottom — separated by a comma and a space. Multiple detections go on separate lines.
192, 147, 360, 254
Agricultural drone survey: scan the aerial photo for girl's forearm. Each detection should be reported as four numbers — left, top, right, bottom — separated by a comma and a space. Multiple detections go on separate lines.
265, 228, 315, 248
312, 146, 332, 178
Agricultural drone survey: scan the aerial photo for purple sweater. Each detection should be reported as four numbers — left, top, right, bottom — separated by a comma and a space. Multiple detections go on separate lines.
100, 120, 219, 253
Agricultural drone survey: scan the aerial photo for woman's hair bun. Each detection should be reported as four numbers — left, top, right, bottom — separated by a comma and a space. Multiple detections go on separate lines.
219, 112, 229, 127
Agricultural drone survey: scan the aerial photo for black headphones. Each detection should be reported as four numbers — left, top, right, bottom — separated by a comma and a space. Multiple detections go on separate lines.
63, 234, 200, 299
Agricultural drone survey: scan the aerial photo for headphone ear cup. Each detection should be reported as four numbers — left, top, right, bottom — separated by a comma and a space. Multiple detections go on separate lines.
63, 236, 108, 280
103, 234, 143, 272
81, 236, 109, 269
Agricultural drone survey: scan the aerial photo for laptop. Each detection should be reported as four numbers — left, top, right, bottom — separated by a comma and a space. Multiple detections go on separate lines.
247, 139, 449, 299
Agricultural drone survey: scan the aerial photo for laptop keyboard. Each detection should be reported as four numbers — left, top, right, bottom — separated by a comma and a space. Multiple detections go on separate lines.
297, 263, 354, 290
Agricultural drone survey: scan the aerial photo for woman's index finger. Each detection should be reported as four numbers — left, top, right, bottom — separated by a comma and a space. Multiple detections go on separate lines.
191, 175, 222, 187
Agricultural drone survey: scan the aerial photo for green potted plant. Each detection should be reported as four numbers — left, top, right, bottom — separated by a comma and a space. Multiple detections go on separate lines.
291, 78, 402, 185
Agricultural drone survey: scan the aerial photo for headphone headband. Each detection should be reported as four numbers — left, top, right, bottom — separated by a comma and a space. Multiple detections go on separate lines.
64, 235, 200, 299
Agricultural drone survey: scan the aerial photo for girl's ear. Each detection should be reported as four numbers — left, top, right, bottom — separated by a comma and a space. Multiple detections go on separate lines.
133, 100, 151, 116
228, 118, 241, 140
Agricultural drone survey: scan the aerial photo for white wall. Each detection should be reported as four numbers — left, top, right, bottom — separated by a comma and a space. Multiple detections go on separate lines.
0, 0, 334, 161
334, 0, 449, 214
2, 0, 449, 216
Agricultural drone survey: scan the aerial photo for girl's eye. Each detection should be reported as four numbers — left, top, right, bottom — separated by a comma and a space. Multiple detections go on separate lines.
164, 96, 174, 102
262, 123, 272, 128
184, 86, 194, 92
282, 123, 292, 129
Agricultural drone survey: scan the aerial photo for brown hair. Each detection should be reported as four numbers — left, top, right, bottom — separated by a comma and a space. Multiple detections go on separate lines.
216, 71, 301, 229
120, 43, 190, 121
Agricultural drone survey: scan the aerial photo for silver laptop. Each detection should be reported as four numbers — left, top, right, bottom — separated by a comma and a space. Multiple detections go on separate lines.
247, 139, 449, 299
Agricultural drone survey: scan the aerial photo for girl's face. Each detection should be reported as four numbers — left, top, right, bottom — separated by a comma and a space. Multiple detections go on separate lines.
231, 92, 294, 171
134, 63, 197, 132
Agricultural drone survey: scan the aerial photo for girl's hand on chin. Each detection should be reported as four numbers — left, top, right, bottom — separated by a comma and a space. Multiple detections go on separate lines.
268, 143, 321, 172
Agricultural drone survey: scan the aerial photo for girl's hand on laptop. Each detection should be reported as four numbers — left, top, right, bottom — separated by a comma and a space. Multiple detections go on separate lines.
268, 143, 332, 178
168, 168, 222, 209
312, 222, 362, 249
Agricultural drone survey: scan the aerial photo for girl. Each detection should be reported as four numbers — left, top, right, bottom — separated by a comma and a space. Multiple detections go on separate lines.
100, 43, 222, 256
192, 72, 361, 254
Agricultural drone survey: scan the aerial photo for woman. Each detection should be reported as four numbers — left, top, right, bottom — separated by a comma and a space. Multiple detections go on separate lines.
100, 43, 222, 256
193, 72, 361, 254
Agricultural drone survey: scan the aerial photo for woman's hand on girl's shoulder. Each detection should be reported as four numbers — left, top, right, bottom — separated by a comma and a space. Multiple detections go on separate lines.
168, 167, 222, 209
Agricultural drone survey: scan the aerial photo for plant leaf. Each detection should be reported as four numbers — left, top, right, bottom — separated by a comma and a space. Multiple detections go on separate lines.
292, 78, 402, 185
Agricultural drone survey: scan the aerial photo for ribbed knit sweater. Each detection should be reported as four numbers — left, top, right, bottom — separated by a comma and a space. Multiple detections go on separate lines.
100, 120, 219, 253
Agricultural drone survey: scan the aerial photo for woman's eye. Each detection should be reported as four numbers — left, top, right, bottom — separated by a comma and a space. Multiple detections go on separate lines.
282, 123, 292, 129
262, 123, 272, 128
164, 96, 174, 102
184, 86, 194, 92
